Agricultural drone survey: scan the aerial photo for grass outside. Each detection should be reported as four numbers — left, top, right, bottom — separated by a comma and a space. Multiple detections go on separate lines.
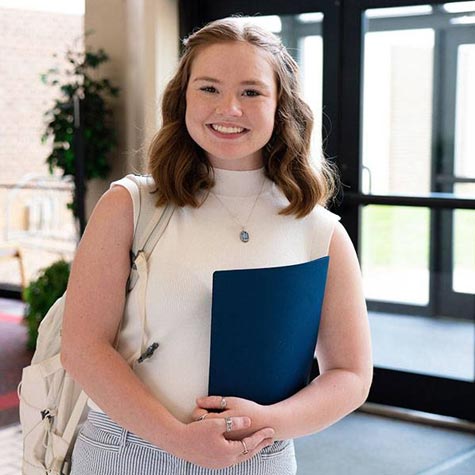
361, 205, 474, 272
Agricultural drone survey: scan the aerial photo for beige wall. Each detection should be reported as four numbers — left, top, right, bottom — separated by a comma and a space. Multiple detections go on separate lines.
0, 8, 83, 185
84, 0, 179, 218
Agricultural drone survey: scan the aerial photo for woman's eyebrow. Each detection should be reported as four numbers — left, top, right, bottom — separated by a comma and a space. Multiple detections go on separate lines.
241, 80, 270, 89
192, 76, 270, 89
193, 76, 222, 83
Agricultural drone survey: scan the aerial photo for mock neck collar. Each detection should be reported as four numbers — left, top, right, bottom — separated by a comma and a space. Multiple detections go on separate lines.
211, 166, 270, 197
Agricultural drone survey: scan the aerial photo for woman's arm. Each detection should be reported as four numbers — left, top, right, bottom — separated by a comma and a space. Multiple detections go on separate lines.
61, 186, 182, 446
195, 221, 373, 440
268, 221, 373, 439
61, 186, 274, 468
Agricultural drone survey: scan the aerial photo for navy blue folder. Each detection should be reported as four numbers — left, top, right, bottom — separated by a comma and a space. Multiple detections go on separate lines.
209, 256, 329, 405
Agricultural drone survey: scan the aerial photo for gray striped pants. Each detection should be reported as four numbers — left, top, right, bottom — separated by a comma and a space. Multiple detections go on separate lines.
71, 410, 297, 475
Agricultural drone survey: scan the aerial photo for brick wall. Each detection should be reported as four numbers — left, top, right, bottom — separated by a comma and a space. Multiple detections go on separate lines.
0, 8, 83, 287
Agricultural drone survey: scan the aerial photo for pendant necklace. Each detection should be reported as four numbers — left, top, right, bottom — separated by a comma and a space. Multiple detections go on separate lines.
210, 177, 266, 243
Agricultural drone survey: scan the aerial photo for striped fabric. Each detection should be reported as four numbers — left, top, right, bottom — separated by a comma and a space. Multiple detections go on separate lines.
71, 410, 297, 475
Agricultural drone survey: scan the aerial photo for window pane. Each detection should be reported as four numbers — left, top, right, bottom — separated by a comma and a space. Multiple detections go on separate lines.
455, 44, 475, 179
453, 208, 475, 294
300, 35, 323, 160
361, 30, 434, 195
443, 1, 475, 13
298, 12, 324, 23
231, 15, 282, 33
365, 5, 433, 18
361, 205, 430, 305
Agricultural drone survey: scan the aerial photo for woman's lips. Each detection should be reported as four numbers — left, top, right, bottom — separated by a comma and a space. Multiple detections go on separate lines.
207, 124, 249, 139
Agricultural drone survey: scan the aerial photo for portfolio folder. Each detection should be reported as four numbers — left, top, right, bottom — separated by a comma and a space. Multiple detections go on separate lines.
209, 256, 329, 405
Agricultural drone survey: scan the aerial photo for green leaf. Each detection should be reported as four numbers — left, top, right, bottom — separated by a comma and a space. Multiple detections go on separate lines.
41, 37, 120, 183
22, 260, 70, 351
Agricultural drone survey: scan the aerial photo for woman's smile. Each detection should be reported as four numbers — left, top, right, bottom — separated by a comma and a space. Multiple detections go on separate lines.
206, 123, 250, 138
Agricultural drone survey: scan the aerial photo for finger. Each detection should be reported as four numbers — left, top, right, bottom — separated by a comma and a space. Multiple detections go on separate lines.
241, 427, 275, 451
227, 427, 274, 455
227, 433, 273, 461
195, 411, 210, 422
214, 416, 251, 433
243, 437, 274, 458
191, 408, 208, 421
201, 412, 222, 420
196, 395, 227, 409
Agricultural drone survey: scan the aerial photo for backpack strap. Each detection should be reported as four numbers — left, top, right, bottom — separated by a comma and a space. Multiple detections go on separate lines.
60, 389, 89, 468
127, 202, 175, 292
110, 174, 175, 362
111, 174, 175, 291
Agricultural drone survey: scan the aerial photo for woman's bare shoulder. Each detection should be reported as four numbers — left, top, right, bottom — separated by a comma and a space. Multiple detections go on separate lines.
80, 185, 134, 250
67, 184, 135, 302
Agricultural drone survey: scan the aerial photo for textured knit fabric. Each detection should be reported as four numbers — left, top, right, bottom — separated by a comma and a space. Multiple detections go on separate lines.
71, 410, 297, 475
87, 166, 340, 422
76, 167, 340, 473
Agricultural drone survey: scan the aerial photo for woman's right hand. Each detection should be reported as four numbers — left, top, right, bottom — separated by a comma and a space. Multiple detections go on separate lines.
171, 416, 275, 469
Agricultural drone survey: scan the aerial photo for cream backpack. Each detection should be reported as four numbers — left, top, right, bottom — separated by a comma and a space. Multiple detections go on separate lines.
18, 174, 174, 475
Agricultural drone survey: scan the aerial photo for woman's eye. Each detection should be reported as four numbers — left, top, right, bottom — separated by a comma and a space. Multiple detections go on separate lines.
200, 86, 217, 93
243, 89, 261, 97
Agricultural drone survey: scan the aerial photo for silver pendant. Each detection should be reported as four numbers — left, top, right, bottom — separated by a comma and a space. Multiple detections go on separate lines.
240, 230, 250, 243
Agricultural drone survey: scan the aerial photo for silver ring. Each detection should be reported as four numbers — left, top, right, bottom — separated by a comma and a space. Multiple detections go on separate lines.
198, 413, 208, 421
225, 417, 233, 432
240, 440, 249, 455
220, 397, 227, 410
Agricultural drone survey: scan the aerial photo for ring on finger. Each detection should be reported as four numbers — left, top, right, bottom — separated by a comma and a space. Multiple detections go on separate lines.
240, 440, 249, 455
198, 413, 208, 421
220, 397, 227, 410
225, 417, 233, 432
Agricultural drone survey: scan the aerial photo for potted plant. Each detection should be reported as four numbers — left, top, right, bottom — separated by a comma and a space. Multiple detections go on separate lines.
41, 41, 120, 217
22, 260, 70, 351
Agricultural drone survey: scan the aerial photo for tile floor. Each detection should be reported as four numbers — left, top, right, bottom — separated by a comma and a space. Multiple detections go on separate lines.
0, 424, 21, 475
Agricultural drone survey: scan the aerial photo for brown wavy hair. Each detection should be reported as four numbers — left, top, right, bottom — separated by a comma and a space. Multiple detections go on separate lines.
147, 17, 338, 218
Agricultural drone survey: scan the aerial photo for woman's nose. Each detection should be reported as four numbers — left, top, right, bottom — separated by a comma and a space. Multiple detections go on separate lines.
215, 94, 242, 117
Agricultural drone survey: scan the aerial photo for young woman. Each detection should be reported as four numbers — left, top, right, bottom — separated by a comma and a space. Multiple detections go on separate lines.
62, 17, 373, 475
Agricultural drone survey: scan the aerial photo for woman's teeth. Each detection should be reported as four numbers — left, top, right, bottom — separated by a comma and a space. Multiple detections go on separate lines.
211, 124, 245, 134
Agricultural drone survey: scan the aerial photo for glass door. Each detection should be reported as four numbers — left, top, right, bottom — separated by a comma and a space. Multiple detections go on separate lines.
438, 25, 475, 317
344, 0, 475, 421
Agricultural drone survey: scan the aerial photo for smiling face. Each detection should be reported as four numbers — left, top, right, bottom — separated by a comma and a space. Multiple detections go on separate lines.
185, 41, 278, 171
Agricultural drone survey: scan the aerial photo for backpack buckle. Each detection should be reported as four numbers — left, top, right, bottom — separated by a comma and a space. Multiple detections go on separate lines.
41, 409, 53, 421
137, 342, 159, 363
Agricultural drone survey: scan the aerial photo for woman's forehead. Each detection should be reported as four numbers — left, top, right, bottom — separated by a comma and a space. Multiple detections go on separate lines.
189, 41, 276, 85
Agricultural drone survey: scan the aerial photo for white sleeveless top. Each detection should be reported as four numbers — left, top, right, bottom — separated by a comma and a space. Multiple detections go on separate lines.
87, 167, 340, 422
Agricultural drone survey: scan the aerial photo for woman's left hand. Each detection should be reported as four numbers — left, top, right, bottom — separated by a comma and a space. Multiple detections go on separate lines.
192, 396, 273, 441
